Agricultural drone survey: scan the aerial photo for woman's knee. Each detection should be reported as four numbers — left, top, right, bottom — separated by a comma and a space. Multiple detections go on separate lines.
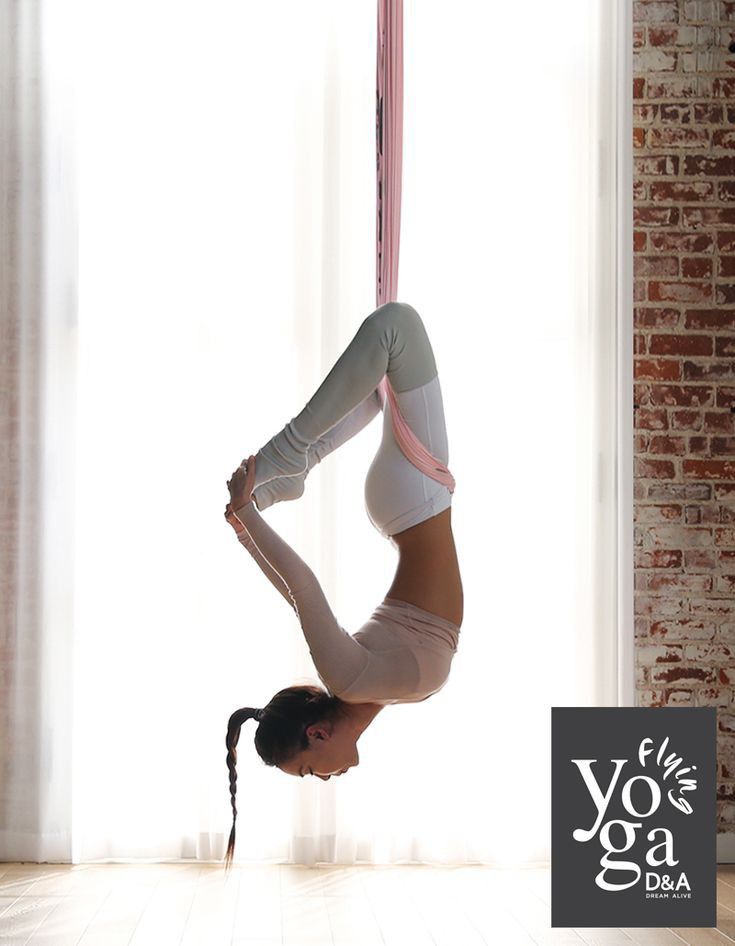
365, 302, 436, 392
363, 301, 419, 336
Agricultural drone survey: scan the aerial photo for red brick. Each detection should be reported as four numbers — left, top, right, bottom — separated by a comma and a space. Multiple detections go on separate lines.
689, 436, 709, 454
684, 549, 717, 570
648, 483, 710, 500
635, 549, 683, 568
636, 407, 669, 430
634, 307, 681, 329
685, 460, 735, 480
685, 309, 735, 331
694, 104, 724, 123
683, 206, 735, 227
683, 361, 734, 381
648, 26, 681, 45
639, 690, 666, 706
712, 437, 735, 456
650, 384, 714, 407
650, 666, 717, 685
720, 550, 735, 570
647, 78, 698, 97
650, 127, 709, 147
716, 337, 735, 358
722, 761, 735, 779
671, 409, 704, 430
636, 503, 683, 522
649, 280, 714, 303
635, 595, 687, 615
667, 689, 696, 705
682, 257, 714, 278
647, 573, 713, 592
648, 435, 687, 454
650, 232, 712, 253
635, 358, 682, 380
690, 598, 735, 616
647, 526, 713, 546
704, 411, 735, 434
637, 644, 683, 664
635, 457, 677, 478
716, 527, 735, 546
688, 504, 722, 524
650, 618, 716, 640
650, 183, 713, 203
686, 643, 734, 662
696, 688, 730, 707
649, 334, 713, 355
634, 254, 679, 275
715, 285, 735, 305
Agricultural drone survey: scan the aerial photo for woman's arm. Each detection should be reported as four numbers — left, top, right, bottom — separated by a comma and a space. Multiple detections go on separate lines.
236, 527, 297, 612
225, 502, 296, 610
231, 500, 369, 695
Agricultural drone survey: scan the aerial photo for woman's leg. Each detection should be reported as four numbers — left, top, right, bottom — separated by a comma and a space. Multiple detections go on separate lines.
251, 302, 439, 500
364, 374, 452, 538
252, 388, 381, 510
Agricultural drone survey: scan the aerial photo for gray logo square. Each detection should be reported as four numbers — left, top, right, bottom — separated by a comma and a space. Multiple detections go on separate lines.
551, 707, 716, 928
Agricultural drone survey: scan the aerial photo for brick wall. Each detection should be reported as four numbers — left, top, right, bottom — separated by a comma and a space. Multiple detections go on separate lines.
633, 0, 735, 834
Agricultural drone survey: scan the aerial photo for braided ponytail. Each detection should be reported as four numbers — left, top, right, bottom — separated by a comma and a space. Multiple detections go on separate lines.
223, 685, 343, 870
224, 706, 262, 872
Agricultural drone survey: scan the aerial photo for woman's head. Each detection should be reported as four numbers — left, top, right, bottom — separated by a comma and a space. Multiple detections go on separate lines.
224, 684, 359, 870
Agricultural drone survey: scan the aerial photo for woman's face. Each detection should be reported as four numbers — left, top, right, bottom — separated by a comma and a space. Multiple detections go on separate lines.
279, 718, 359, 780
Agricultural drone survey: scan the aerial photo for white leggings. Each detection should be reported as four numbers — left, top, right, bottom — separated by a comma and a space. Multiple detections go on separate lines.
365, 374, 451, 538
253, 302, 453, 538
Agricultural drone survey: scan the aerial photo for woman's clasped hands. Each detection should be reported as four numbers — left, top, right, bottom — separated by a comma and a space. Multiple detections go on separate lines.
224, 454, 256, 530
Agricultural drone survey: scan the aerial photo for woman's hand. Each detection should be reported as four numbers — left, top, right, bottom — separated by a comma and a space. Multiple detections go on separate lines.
224, 502, 246, 534
227, 454, 257, 513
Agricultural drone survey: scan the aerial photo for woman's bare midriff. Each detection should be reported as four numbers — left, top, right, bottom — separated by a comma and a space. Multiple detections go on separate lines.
384, 507, 464, 627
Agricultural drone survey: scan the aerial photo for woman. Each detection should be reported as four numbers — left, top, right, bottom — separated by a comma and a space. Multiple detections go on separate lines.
222, 301, 463, 869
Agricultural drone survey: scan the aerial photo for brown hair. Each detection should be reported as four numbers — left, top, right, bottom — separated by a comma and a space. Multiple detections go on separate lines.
223, 684, 343, 871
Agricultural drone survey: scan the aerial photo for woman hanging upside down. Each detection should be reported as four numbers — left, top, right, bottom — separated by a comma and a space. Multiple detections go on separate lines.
222, 301, 463, 869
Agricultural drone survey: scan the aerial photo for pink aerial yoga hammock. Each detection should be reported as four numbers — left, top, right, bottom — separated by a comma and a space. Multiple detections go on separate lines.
375, 0, 456, 494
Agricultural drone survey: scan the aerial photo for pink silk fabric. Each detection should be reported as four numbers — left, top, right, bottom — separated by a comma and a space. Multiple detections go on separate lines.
375, 0, 456, 494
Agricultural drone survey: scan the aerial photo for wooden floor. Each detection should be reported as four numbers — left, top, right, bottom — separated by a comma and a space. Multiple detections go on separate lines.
1, 862, 735, 945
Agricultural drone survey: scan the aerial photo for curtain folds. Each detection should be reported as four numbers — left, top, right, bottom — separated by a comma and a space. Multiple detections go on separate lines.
0, 0, 630, 865
0, 0, 78, 861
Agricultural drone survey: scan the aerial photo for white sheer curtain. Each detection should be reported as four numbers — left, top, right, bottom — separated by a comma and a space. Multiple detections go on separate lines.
0, 0, 77, 861
1, 0, 632, 865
